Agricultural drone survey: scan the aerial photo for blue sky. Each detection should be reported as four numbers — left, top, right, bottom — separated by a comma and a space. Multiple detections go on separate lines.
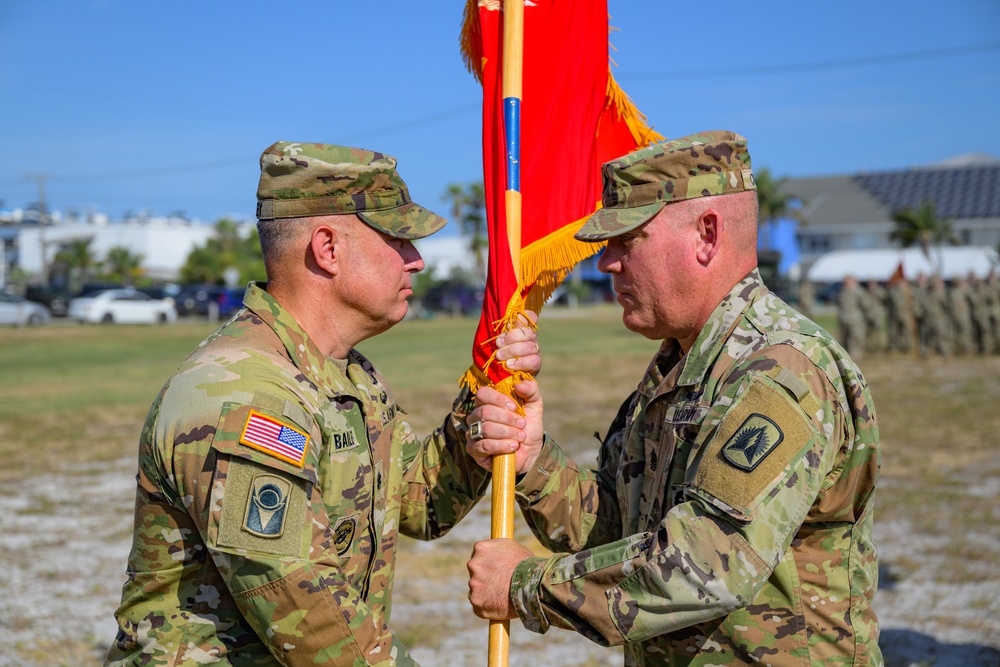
1, 1, 998, 235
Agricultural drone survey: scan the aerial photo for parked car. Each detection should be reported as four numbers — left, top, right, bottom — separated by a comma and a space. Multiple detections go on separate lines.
0, 292, 52, 326
77, 282, 123, 298
420, 281, 484, 316
138, 285, 176, 302
24, 284, 73, 317
215, 287, 245, 317
67, 288, 177, 324
173, 285, 226, 316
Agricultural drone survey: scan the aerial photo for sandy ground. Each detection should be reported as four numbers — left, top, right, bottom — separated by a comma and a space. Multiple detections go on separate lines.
1, 456, 997, 667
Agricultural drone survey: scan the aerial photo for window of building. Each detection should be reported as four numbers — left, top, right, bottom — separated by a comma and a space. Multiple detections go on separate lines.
800, 235, 832, 253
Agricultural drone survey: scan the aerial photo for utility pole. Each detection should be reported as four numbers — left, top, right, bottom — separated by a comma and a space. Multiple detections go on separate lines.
27, 174, 50, 283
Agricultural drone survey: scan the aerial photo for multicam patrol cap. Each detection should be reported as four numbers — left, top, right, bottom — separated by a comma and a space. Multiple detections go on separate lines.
575, 130, 756, 241
256, 142, 447, 239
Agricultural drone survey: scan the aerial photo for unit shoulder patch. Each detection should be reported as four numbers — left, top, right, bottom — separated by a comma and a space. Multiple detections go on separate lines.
722, 414, 783, 471
691, 373, 816, 519
240, 409, 310, 467
244, 473, 291, 538
215, 457, 309, 557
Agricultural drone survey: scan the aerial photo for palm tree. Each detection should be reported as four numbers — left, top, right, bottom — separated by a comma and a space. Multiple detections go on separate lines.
754, 167, 799, 250
890, 200, 958, 273
104, 246, 145, 286
180, 219, 265, 286
180, 244, 226, 285
442, 181, 488, 276
213, 218, 243, 255
54, 238, 96, 292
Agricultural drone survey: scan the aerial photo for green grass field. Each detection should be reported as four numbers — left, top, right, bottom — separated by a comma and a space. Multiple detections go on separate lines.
2, 306, 997, 523
0, 307, 663, 481
1, 307, 998, 663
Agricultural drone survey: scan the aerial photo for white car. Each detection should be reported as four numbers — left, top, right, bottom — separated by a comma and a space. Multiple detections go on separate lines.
68, 288, 177, 324
0, 292, 52, 326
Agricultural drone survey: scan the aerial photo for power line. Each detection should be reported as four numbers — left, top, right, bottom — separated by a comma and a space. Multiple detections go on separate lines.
617, 41, 1000, 82
1, 42, 996, 188
0, 104, 482, 186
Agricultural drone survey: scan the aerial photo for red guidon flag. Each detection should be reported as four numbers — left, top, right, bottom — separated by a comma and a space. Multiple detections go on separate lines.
459, 0, 663, 396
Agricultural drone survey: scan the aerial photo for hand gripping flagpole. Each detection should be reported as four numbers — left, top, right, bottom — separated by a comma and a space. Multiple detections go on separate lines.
489, 1, 523, 666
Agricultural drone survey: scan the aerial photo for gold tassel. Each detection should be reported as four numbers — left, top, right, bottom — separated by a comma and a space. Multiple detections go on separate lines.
520, 210, 606, 313
460, 0, 484, 83
460, 288, 535, 414
607, 69, 665, 147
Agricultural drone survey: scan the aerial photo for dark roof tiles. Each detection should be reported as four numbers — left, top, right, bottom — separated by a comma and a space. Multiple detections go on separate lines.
854, 165, 1000, 218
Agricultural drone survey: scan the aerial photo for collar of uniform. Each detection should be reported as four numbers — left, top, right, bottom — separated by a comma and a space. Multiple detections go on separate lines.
243, 282, 362, 401
676, 269, 766, 388
345, 348, 395, 408
639, 338, 682, 400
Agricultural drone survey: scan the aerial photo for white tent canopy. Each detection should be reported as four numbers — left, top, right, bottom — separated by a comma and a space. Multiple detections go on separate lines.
806, 246, 998, 283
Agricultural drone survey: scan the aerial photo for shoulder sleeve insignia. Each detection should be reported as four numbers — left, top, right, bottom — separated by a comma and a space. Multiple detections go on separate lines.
722, 414, 783, 471
215, 457, 309, 557
240, 410, 310, 467
690, 373, 817, 520
244, 474, 291, 538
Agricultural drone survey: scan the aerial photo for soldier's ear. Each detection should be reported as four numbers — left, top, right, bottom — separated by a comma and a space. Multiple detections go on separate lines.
310, 224, 341, 277
695, 209, 722, 265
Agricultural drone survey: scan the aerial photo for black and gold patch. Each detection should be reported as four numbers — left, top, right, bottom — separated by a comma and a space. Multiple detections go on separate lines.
333, 516, 356, 555
722, 414, 783, 471
692, 374, 815, 518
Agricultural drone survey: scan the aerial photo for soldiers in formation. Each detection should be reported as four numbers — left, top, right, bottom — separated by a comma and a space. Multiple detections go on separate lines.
833, 269, 1000, 359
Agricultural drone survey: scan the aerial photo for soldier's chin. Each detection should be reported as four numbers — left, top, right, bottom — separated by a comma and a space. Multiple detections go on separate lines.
392, 301, 410, 324
620, 309, 642, 333
621, 310, 661, 340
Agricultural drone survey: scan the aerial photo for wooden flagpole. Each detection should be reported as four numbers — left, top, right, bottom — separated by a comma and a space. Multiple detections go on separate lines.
488, 1, 523, 666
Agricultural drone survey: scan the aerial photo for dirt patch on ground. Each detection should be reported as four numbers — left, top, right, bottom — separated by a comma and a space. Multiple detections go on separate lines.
2, 355, 999, 666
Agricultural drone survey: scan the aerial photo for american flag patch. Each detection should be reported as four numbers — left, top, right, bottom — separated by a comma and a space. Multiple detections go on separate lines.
240, 410, 310, 467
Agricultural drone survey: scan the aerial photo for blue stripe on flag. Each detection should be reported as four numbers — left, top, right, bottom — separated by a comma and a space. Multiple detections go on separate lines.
504, 97, 520, 192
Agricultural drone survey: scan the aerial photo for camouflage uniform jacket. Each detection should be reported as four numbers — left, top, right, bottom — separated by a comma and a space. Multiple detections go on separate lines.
510, 270, 882, 666
106, 283, 488, 666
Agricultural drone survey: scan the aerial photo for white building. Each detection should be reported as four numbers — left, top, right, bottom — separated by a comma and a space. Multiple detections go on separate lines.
807, 245, 999, 283
2, 211, 477, 289
5, 214, 254, 284
412, 235, 483, 281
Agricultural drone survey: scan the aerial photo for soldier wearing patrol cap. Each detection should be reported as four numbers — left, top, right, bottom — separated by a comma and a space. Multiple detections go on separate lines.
105, 142, 541, 666
465, 131, 881, 666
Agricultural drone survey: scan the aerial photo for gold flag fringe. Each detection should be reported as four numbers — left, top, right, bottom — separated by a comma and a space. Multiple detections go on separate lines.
459, 287, 536, 411
519, 210, 605, 314
607, 69, 665, 146
460, 0, 485, 83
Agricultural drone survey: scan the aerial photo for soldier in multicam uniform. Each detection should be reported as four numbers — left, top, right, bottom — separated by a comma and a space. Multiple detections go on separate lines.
948, 274, 976, 356
796, 276, 814, 318
987, 269, 1000, 354
837, 274, 868, 359
968, 272, 994, 354
863, 279, 888, 354
925, 274, 953, 357
104, 142, 541, 667
463, 131, 881, 666
886, 274, 915, 353
911, 272, 931, 357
